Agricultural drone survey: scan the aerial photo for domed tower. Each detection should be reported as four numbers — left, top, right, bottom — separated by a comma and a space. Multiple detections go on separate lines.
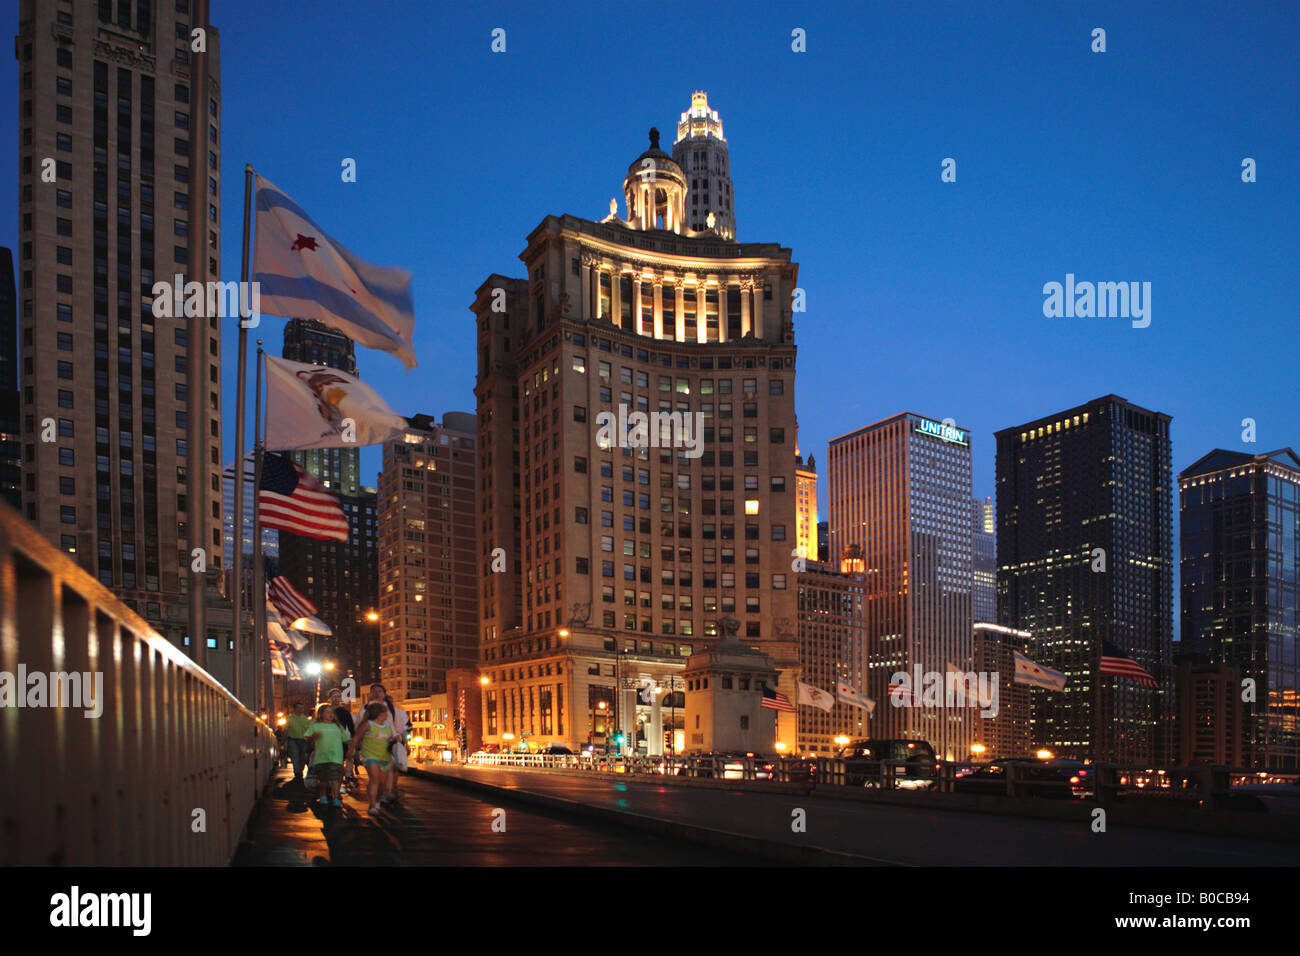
621, 128, 688, 234
673, 91, 736, 239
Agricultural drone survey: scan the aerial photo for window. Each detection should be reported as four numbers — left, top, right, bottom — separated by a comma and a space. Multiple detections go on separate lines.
57, 189, 72, 208
57, 361, 74, 379
772, 525, 786, 541
769, 378, 784, 395
573, 405, 586, 422
573, 456, 587, 474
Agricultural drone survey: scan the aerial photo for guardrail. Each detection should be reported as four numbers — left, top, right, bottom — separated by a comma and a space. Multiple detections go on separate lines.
0, 501, 278, 864
462, 749, 1300, 811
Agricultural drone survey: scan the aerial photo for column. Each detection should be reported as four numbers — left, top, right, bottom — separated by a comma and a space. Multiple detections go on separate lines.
611, 269, 622, 327
653, 282, 664, 339
585, 260, 595, 323
752, 281, 764, 340
649, 687, 663, 756
632, 279, 643, 335
675, 283, 686, 342
718, 281, 728, 344
740, 281, 752, 337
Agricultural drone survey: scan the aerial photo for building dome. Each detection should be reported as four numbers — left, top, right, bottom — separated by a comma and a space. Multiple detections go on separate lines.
622, 128, 687, 234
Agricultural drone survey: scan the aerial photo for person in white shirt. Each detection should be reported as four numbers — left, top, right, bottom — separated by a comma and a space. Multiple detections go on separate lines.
365, 683, 409, 805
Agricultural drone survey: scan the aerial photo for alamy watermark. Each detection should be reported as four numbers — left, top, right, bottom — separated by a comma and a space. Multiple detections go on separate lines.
594, 404, 705, 458
1042, 273, 1151, 328
0, 666, 103, 718
890, 667, 1000, 718
151, 273, 261, 327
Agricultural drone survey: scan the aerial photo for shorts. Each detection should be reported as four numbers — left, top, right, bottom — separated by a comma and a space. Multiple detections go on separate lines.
315, 762, 343, 784
362, 757, 392, 772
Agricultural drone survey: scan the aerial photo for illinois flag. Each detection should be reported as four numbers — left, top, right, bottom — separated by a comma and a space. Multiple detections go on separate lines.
265, 355, 406, 450
836, 680, 876, 715
1013, 650, 1067, 691
253, 174, 417, 369
797, 680, 835, 712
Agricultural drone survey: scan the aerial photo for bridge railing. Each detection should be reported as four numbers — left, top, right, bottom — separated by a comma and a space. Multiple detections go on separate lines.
0, 501, 278, 865
460, 747, 1300, 810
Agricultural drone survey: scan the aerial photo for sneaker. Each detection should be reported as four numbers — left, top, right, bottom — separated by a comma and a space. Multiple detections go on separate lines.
368, 807, 380, 816
332, 798, 343, 808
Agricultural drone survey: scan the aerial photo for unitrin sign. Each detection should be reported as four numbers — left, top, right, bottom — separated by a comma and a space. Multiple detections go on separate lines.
914, 417, 968, 446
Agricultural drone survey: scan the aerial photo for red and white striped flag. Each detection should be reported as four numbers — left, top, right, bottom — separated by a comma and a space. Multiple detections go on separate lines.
266, 559, 317, 622
258, 451, 348, 542
760, 684, 795, 713
1101, 641, 1159, 688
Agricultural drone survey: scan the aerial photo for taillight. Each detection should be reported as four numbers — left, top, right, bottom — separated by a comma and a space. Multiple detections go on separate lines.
1069, 776, 1080, 784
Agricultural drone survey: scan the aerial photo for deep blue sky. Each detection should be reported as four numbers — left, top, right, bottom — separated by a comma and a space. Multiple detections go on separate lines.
3, 0, 1297, 515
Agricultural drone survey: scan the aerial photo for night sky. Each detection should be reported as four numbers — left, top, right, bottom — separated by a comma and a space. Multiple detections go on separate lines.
3, 0, 1296, 517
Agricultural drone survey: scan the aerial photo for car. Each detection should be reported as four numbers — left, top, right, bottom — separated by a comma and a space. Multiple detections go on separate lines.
721, 752, 775, 780
841, 739, 939, 790
952, 758, 1089, 799
540, 744, 574, 755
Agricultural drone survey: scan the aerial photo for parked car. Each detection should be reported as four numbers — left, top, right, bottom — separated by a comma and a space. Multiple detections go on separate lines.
541, 744, 574, 755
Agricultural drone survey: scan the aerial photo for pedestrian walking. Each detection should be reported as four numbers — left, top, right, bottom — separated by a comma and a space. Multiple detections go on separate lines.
347, 701, 395, 816
365, 683, 408, 805
284, 700, 312, 784
304, 704, 348, 808
327, 687, 357, 794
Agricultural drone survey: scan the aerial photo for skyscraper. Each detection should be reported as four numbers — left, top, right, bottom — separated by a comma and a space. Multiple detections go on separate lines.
0, 247, 19, 510
996, 395, 1174, 764
828, 413, 974, 760
472, 115, 800, 752
795, 449, 818, 561
276, 318, 377, 683
672, 92, 736, 239
972, 495, 995, 623
1179, 448, 1300, 769
16, 0, 224, 650
376, 412, 478, 699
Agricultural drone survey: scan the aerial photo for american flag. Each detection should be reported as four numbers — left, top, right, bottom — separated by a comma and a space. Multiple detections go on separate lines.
760, 684, 795, 713
266, 559, 318, 622
258, 451, 349, 542
888, 681, 914, 704
1100, 641, 1158, 688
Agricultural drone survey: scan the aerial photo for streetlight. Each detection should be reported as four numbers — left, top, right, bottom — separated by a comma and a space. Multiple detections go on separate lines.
1036, 749, 1054, 760
834, 734, 850, 752
365, 610, 379, 623
971, 743, 987, 763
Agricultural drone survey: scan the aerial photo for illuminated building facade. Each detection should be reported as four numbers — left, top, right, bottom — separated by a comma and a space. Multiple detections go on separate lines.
795, 450, 817, 560
996, 395, 1174, 765
1179, 448, 1300, 769
472, 107, 800, 753
377, 412, 478, 699
17, 0, 225, 647
828, 412, 974, 760
972, 496, 995, 623
795, 560, 865, 756
972, 623, 1032, 759
673, 91, 736, 239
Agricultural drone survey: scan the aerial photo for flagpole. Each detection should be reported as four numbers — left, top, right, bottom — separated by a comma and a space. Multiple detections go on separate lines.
231, 164, 254, 704
252, 342, 270, 718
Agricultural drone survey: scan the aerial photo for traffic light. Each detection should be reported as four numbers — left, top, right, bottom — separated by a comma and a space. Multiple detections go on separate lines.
615, 733, 626, 747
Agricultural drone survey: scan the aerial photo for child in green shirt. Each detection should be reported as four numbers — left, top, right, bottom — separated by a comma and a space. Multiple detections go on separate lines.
304, 704, 348, 807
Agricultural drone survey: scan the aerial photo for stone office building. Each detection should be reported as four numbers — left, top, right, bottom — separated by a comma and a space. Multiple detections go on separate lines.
472, 93, 801, 753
